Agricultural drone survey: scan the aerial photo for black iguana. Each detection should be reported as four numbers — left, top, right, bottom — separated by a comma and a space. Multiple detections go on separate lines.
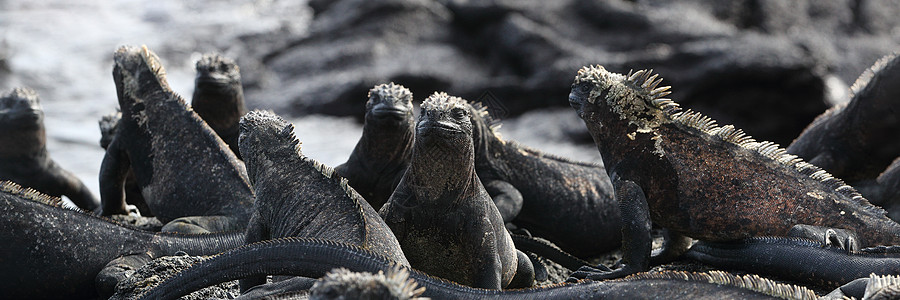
192, 52, 248, 159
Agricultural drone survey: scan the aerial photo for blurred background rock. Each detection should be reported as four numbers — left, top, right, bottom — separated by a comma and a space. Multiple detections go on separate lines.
2, 0, 898, 199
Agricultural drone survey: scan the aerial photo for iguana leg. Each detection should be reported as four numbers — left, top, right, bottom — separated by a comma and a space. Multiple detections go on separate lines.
569, 179, 651, 281
95, 252, 153, 297
99, 137, 130, 216
236, 277, 317, 300
52, 165, 100, 212
484, 180, 523, 223
507, 250, 535, 288
650, 230, 692, 265
161, 215, 242, 234
240, 215, 268, 293
789, 224, 859, 252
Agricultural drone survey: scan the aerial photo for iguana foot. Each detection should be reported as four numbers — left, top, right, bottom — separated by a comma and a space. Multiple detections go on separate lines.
789, 224, 859, 252
161, 215, 241, 234
95, 252, 153, 297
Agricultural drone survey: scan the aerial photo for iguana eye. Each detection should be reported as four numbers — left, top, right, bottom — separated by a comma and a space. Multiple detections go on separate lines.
580, 83, 591, 93
451, 108, 466, 119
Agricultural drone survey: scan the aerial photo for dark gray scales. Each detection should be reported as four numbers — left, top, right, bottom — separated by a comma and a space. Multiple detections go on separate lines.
379, 92, 533, 289
237, 110, 408, 292
98, 45, 253, 234
567, 66, 900, 281
192, 52, 248, 160
335, 82, 415, 211
0, 180, 243, 300
133, 238, 821, 300
466, 100, 620, 258
788, 53, 900, 184
0, 87, 99, 211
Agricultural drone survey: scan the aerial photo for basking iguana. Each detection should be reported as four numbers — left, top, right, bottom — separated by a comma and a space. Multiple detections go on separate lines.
99, 45, 254, 233
133, 238, 821, 300
0, 180, 243, 300
237, 110, 409, 291
192, 52, 248, 160
685, 235, 900, 289
379, 92, 533, 289
335, 83, 415, 210
98, 110, 150, 216
465, 101, 621, 257
0, 87, 100, 211
567, 65, 900, 280
787, 53, 900, 183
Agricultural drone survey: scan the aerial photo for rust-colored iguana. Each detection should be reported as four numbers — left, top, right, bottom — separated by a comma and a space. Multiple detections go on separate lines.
567, 65, 900, 280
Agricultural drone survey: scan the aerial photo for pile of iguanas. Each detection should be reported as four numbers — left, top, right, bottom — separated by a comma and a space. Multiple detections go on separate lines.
2, 43, 900, 300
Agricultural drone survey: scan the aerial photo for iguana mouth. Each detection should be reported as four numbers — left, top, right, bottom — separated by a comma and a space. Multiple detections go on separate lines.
417, 121, 464, 135
371, 106, 409, 120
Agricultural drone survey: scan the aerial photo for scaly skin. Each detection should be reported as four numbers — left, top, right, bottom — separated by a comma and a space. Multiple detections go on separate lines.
0, 181, 243, 300
862, 158, 900, 221
98, 111, 149, 216
0, 87, 99, 211
237, 110, 409, 291
686, 236, 900, 289
99, 45, 254, 233
567, 65, 900, 280
787, 53, 900, 183
466, 101, 620, 257
379, 92, 532, 289
134, 238, 819, 300
335, 83, 415, 210
192, 53, 247, 160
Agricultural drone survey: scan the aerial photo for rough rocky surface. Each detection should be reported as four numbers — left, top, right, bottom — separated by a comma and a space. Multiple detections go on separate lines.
111, 254, 239, 300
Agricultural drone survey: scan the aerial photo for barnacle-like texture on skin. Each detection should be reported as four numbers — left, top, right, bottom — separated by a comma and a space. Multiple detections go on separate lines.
369, 82, 413, 105
622, 271, 818, 300
421, 91, 467, 112
1, 87, 40, 109
577, 65, 881, 217
309, 267, 426, 300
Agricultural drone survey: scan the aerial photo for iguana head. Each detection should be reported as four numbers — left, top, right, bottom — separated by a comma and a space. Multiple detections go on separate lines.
417, 92, 473, 148
569, 65, 676, 132
309, 267, 425, 300
365, 83, 414, 124
238, 110, 300, 185
98, 111, 121, 150
194, 53, 241, 87
112, 45, 173, 125
0, 87, 43, 128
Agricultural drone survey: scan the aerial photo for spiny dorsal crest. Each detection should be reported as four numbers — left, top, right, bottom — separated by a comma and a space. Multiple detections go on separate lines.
114, 45, 171, 94
470, 101, 502, 135
0, 180, 75, 210
864, 274, 900, 299
623, 271, 817, 300
369, 82, 412, 105
421, 92, 466, 112
574, 65, 678, 113
850, 52, 899, 99
195, 53, 240, 79
310, 266, 426, 300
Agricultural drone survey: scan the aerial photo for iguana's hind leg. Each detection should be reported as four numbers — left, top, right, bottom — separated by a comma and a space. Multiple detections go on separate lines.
161, 215, 243, 234
568, 178, 651, 281
789, 224, 859, 252
650, 230, 692, 265
484, 180, 523, 223
95, 252, 153, 298
507, 250, 535, 288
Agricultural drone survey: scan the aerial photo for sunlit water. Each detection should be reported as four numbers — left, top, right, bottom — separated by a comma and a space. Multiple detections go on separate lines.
1, 0, 600, 203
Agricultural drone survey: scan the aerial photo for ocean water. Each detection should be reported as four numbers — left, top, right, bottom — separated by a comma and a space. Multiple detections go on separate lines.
0, 0, 600, 203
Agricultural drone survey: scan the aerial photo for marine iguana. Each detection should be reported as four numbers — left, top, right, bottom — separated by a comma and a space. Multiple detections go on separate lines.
133, 238, 820, 300
787, 53, 900, 183
192, 52, 248, 159
98, 45, 254, 233
379, 92, 534, 289
0, 87, 100, 211
237, 110, 409, 291
566, 65, 900, 280
685, 236, 900, 289
335, 83, 415, 210
0, 180, 243, 300
859, 158, 900, 221
465, 101, 621, 257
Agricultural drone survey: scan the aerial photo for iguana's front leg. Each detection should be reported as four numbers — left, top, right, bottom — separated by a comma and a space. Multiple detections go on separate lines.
789, 224, 859, 252
569, 178, 651, 280
99, 137, 131, 216
483, 179, 523, 223
650, 230, 692, 265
